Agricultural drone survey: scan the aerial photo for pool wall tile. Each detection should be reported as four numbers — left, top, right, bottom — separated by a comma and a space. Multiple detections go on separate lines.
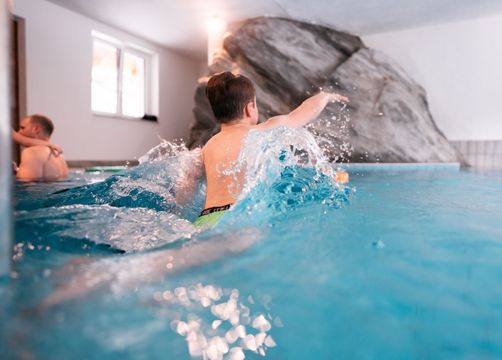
451, 140, 502, 170
495, 141, 502, 155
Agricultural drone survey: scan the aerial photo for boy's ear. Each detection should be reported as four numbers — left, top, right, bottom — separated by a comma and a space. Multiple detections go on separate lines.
244, 101, 254, 117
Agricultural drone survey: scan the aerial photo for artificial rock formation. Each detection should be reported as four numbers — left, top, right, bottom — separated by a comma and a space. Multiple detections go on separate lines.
188, 17, 464, 164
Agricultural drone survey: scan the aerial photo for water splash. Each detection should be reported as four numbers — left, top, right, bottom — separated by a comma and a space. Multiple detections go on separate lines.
138, 138, 188, 164
214, 126, 352, 229
157, 284, 277, 359
15, 126, 351, 254
306, 87, 353, 163
15, 204, 195, 253
40, 228, 263, 307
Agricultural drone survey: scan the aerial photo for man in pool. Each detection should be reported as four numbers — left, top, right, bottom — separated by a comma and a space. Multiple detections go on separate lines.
16, 114, 68, 181
193, 72, 349, 227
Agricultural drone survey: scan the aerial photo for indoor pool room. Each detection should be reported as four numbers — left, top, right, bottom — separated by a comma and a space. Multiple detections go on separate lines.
1, 1, 502, 359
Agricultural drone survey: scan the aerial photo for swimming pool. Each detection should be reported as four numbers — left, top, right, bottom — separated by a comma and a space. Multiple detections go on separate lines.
2, 130, 502, 359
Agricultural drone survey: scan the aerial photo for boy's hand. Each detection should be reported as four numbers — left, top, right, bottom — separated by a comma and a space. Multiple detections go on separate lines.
48, 144, 63, 156
330, 93, 349, 103
322, 91, 349, 103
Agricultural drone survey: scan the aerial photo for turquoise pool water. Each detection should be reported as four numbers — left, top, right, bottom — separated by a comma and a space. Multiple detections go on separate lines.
2, 131, 502, 359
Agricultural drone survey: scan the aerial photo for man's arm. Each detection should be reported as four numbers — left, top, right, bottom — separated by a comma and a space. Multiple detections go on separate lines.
12, 130, 63, 155
16, 147, 45, 181
257, 91, 349, 130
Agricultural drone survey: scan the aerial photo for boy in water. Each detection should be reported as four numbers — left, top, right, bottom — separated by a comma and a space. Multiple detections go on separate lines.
194, 72, 349, 227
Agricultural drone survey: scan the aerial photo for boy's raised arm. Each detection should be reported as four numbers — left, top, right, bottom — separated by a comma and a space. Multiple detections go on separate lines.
12, 130, 63, 155
258, 91, 349, 130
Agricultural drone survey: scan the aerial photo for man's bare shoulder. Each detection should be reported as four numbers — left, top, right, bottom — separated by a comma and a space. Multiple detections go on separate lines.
17, 146, 48, 180
22, 145, 50, 158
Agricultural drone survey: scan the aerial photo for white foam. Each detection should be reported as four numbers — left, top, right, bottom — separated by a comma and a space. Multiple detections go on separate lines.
242, 334, 258, 352
212, 320, 222, 330
228, 347, 245, 360
176, 321, 189, 336
273, 317, 284, 328
211, 298, 239, 321
255, 333, 266, 348
187, 320, 201, 332
167, 284, 277, 359
201, 297, 211, 307
252, 315, 271, 332
264, 335, 276, 348
235, 325, 246, 339
225, 328, 239, 344
162, 291, 174, 302
205, 336, 229, 360
187, 331, 207, 357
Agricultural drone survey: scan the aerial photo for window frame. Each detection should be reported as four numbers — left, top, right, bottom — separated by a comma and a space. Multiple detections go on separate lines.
91, 31, 155, 120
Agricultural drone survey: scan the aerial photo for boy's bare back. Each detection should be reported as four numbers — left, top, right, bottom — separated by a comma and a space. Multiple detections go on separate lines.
202, 125, 252, 208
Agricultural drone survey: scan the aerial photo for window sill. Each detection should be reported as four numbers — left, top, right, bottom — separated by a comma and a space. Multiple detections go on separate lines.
92, 112, 158, 122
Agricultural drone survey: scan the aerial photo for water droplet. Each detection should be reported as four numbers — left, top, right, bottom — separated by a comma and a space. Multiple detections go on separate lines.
372, 239, 385, 249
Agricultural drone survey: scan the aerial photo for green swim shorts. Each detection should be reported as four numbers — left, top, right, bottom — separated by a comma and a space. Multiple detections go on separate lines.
193, 204, 232, 227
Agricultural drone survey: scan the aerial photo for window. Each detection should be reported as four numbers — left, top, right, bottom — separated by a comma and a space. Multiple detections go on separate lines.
91, 31, 157, 119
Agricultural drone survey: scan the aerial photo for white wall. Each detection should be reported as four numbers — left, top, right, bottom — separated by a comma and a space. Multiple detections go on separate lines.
364, 14, 502, 141
13, 0, 203, 160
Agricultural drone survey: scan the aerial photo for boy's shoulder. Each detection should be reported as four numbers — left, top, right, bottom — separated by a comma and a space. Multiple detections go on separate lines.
203, 131, 225, 149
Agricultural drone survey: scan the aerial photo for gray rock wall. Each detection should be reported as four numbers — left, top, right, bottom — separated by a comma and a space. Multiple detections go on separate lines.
188, 17, 465, 164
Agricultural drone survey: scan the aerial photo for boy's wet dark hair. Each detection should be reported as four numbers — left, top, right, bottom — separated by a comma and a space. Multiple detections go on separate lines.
30, 114, 54, 136
205, 72, 256, 124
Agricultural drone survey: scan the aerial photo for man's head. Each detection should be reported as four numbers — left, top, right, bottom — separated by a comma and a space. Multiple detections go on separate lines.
205, 72, 258, 124
19, 114, 54, 140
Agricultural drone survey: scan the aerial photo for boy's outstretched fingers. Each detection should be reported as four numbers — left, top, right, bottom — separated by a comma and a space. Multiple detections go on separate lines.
334, 94, 349, 103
